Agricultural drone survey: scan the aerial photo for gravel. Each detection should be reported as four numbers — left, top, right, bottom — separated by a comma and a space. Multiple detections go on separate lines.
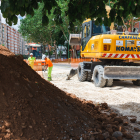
43, 64, 140, 121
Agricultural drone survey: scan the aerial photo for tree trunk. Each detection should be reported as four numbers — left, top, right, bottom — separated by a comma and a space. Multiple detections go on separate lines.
60, 45, 62, 59
55, 46, 58, 59
42, 45, 44, 54
54, 42, 58, 59
72, 46, 74, 58
75, 46, 77, 58
48, 45, 50, 58
73, 46, 77, 58
41, 44, 42, 59
66, 46, 68, 59
60, 26, 68, 42
44, 44, 46, 53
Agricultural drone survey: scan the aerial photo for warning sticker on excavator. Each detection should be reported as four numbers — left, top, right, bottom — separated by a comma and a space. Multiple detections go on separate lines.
125, 40, 135, 47
137, 41, 140, 46
116, 40, 123, 46
103, 39, 112, 43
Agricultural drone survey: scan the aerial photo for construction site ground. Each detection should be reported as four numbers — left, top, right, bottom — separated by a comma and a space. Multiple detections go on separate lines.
2, 45, 140, 139
43, 63, 140, 121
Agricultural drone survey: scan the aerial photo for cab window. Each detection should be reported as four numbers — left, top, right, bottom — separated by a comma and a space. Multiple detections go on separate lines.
93, 23, 110, 34
87, 24, 90, 37
82, 25, 86, 38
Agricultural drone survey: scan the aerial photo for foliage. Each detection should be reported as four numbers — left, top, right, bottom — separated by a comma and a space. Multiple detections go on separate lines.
2, 0, 140, 26
19, 3, 52, 46
21, 55, 29, 59
45, 48, 54, 56
45, 51, 53, 56
19, 2, 81, 46
123, 14, 140, 31
2, 44, 5, 46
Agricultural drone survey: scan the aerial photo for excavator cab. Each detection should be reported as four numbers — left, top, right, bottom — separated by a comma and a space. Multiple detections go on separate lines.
69, 19, 110, 47
81, 20, 110, 51
69, 5, 112, 47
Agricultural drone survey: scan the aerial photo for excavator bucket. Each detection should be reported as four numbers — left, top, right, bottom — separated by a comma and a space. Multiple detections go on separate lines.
104, 66, 140, 79
66, 69, 77, 80
69, 34, 81, 46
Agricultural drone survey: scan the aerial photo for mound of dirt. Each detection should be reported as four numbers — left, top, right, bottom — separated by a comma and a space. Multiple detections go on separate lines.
0, 45, 133, 139
0, 45, 14, 56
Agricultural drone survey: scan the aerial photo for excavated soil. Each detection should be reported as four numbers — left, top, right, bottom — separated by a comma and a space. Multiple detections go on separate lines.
0, 45, 136, 139
0, 45, 14, 56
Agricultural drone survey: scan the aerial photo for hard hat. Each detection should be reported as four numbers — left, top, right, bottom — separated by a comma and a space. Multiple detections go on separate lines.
30, 53, 33, 55
42, 54, 47, 60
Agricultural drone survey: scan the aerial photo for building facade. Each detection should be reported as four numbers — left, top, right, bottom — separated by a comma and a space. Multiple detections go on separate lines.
0, 15, 2, 45
2, 23, 7, 48
7, 26, 11, 51
0, 14, 26, 55
7, 26, 14, 53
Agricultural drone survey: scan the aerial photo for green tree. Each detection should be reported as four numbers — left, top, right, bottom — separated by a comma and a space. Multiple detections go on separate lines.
19, 3, 53, 53
123, 14, 140, 32
2, 0, 139, 27
19, 2, 81, 59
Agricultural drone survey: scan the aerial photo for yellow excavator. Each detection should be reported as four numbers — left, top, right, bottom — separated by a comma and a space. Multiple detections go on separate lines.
67, 6, 140, 87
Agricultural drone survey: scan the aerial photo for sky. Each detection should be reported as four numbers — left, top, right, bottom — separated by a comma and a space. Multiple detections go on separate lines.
1, 14, 22, 30
0, 0, 22, 30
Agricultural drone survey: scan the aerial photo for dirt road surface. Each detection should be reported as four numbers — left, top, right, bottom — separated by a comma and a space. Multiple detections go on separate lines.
43, 63, 140, 121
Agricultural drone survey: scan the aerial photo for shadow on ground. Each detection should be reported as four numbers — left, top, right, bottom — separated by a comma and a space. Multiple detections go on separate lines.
109, 80, 140, 89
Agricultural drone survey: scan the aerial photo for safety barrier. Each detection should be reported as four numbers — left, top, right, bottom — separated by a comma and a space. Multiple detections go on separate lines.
51, 58, 98, 63
24, 59, 46, 71
25, 58, 140, 71
52, 59, 70, 63
24, 58, 99, 70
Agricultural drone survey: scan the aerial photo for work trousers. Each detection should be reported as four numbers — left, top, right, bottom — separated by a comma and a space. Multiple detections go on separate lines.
48, 66, 53, 81
29, 60, 34, 69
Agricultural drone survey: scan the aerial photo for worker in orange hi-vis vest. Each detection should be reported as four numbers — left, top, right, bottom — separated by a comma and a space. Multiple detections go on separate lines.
43, 55, 53, 81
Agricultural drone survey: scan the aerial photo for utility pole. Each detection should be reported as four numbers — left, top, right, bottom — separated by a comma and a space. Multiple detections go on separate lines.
68, 42, 69, 59
41, 43, 42, 59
